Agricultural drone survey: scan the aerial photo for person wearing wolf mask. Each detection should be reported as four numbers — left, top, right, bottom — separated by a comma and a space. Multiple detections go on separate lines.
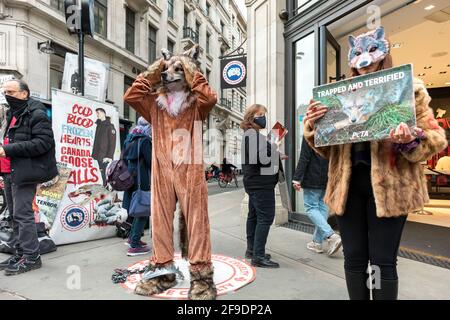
124, 45, 217, 300
303, 26, 447, 300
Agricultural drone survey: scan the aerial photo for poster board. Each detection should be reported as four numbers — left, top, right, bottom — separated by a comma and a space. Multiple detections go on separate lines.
61, 53, 109, 102
313, 64, 415, 147
50, 89, 126, 245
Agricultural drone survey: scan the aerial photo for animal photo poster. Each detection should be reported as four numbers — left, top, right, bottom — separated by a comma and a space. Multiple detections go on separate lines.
50, 90, 127, 245
313, 64, 416, 147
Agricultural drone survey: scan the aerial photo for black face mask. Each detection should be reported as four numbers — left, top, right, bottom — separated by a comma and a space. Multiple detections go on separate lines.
5, 95, 28, 112
253, 115, 267, 129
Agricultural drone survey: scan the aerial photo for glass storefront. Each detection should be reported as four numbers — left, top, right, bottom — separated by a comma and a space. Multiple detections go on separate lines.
285, 0, 450, 225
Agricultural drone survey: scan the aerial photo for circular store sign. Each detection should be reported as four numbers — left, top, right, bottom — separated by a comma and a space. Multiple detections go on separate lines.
121, 254, 256, 299
60, 205, 89, 231
222, 61, 246, 86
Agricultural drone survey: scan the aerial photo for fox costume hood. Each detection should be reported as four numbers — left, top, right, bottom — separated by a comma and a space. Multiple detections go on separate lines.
124, 45, 218, 300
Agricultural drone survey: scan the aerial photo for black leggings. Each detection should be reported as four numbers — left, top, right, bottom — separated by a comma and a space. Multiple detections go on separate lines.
336, 164, 407, 280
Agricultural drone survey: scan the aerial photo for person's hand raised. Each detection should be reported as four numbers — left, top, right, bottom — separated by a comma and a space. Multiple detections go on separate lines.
304, 99, 328, 129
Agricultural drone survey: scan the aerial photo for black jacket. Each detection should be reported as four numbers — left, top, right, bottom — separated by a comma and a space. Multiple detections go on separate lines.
242, 129, 280, 192
92, 117, 116, 162
122, 133, 152, 211
2, 98, 58, 185
293, 137, 328, 189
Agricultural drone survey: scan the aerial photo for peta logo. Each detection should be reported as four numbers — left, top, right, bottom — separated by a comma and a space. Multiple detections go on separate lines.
61, 205, 89, 231
352, 131, 369, 139
223, 61, 246, 86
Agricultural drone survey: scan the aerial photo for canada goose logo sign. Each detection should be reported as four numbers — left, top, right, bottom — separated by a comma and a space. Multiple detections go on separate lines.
221, 58, 247, 88
61, 205, 89, 231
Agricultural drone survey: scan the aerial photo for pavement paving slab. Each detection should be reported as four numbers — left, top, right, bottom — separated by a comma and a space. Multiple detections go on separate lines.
0, 188, 448, 300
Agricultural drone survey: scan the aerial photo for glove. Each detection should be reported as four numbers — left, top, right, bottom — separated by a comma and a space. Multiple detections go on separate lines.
102, 158, 112, 164
142, 58, 166, 85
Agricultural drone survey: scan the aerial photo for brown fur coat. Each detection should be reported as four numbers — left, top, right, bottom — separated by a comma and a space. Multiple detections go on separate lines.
304, 78, 448, 218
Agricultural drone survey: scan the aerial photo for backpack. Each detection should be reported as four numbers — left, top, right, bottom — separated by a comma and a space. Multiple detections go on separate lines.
106, 140, 137, 191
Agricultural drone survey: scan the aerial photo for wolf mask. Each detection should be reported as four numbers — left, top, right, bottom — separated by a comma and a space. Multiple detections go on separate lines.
156, 45, 201, 117
348, 26, 390, 70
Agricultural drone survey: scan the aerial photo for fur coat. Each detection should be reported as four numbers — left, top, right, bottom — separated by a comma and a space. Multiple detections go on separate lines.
304, 78, 448, 218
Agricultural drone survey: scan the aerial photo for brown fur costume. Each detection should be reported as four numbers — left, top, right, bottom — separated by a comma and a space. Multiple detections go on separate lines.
124, 46, 217, 299
304, 78, 448, 217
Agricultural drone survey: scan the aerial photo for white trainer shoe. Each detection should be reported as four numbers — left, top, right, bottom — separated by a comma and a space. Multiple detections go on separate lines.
306, 241, 324, 253
327, 233, 342, 256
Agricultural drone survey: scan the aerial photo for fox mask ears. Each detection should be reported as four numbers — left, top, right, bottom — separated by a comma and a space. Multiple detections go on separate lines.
161, 48, 172, 61
348, 26, 386, 48
161, 45, 200, 61
183, 45, 200, 60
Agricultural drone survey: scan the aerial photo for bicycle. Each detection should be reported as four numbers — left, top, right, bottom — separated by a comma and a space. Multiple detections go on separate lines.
218, 169, 239, 188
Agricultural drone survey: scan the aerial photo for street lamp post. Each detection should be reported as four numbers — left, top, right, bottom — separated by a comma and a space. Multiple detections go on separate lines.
64, 0, 95, 96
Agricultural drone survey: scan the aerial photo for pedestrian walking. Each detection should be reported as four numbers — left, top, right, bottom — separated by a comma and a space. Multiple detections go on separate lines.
0, 79, 58, 275
241, 104, 287, 268
292, 137, 341, 256
122, 117, 152, 256
303, 27, 448, 300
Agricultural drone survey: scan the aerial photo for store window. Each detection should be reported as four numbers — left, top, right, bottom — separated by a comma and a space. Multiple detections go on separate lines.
125, 7, 136, 53
168, 0, 174, 20
196, 21, 201, 43
124, 76, 135, 121
94, 0, 107, 37
294, 33, 316, 214
184, 9, 189, 28
206, 32, 211, 54
168, 39, 175, 54
50, 0, 64, 13
148, 25, 157, 63
206, 2, 211, 17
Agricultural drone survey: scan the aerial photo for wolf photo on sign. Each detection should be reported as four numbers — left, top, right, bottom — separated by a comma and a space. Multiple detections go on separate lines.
313, 64, 416, 147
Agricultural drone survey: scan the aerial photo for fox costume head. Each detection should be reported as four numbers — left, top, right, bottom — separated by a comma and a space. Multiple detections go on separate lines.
156, 45, 202, 117
348, 26, 390, 70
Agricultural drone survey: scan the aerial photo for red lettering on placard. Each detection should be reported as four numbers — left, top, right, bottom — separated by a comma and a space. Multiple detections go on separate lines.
67, 114, 94, 128
72, 104, 93, 117
67, 168, 99, 185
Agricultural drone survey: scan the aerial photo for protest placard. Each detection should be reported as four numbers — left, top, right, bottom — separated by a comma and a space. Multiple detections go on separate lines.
313, 64, 415, 147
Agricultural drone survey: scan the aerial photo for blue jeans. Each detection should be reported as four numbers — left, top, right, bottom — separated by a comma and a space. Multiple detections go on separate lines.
129, 217, 148, 248
303, 188, 334, 243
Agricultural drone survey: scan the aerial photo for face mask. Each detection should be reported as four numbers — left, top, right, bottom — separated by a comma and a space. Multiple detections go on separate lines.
253, 115, 267, 129
5, 95, 28, 110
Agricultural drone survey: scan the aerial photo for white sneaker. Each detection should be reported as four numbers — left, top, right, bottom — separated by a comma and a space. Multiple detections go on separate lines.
327, 233, 342, 256
306, 241, 324, 253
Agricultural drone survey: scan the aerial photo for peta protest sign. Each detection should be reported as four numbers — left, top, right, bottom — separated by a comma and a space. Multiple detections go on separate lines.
313, 64, 415, 147
50, 89, 126, 245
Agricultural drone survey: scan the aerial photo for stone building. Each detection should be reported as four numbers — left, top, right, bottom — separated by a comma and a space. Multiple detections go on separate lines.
0, 0, 246, 163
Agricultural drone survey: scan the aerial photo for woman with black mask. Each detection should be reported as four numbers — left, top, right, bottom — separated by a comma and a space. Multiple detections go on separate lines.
240, 104, 287, 268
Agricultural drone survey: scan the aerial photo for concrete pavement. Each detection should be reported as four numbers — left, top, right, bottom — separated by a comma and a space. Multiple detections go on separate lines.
0, 188, 449, 300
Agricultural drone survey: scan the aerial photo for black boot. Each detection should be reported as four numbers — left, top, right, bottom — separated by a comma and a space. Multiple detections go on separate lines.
344, 271, 370, 300
372, 279, 398, 300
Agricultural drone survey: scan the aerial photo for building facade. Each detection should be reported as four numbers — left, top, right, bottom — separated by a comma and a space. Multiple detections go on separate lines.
0, 0, 247, 165
246, 0, 450, 229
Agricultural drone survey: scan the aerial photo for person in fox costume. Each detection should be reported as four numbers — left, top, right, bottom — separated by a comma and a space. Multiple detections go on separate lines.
123, 45, 217, 300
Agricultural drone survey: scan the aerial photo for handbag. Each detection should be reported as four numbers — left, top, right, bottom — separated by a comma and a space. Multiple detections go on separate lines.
129, 140, 151, 218
106, 140, 136, 191
278, 169, 292, 212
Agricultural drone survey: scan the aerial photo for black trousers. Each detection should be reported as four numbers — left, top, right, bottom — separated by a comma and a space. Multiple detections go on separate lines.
336, 164, 407, 280
3, 174, 40, 259
246, 189, 275, 258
